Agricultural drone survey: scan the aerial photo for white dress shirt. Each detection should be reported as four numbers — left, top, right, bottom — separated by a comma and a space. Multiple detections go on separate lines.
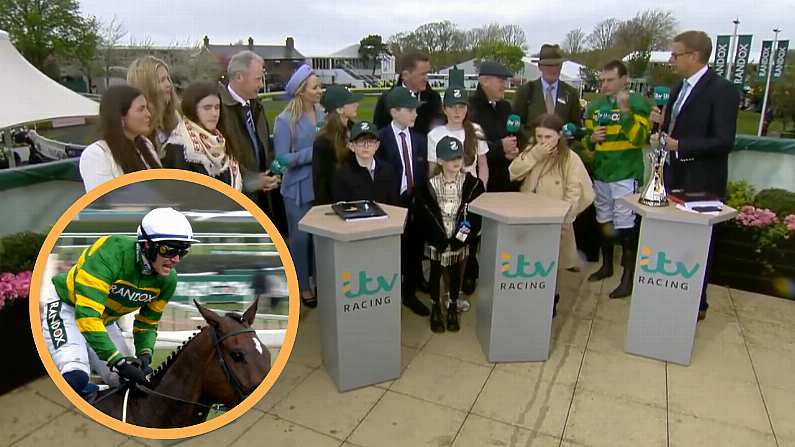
391, 121, 414, 194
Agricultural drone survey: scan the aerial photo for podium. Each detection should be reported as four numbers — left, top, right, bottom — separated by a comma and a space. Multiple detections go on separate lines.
299, 204, 407, 391
469, 192, 570, 362
620, 195, 737, 365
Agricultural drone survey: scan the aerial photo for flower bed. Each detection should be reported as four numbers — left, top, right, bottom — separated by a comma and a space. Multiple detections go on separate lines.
0, 232, 47, 395
710, 182, 795, 300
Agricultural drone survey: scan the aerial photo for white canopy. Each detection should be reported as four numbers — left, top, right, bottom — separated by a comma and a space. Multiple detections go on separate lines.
0, 29, 98, 129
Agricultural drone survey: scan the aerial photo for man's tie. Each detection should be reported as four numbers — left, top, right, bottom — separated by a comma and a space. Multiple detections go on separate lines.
668, 80, 690, 134
544, 85, 555, 114
399, 131, 414, 194
242, 103, 262, 168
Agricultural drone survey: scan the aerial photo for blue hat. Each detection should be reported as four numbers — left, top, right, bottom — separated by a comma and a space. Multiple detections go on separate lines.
285, 64, 314, 99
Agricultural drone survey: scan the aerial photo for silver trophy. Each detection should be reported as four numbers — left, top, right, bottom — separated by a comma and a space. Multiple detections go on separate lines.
639, 134, 669, 207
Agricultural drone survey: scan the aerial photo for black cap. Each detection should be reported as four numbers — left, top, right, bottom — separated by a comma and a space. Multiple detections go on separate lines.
478, 60, 512, 78
386, 86, 421, 109
443, 85, 468, 106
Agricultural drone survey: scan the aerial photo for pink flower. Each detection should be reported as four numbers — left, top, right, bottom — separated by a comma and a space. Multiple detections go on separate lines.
786, 214, 795, 232
736, 206, 778, 228
0, 272, 14, 283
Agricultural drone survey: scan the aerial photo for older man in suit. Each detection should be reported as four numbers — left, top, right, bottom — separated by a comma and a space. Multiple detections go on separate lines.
218, 50, 287, 234
651, 30, 740, 320
512, 44, 582, 148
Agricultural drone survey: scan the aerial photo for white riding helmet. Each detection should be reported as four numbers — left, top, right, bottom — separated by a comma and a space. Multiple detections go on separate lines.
137, 207, 200, 244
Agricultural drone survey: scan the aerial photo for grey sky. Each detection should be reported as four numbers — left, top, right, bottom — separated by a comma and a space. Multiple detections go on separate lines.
78, 0, 792, 61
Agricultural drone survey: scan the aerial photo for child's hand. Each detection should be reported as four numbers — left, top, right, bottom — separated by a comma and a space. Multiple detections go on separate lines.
542, 141, 558, 158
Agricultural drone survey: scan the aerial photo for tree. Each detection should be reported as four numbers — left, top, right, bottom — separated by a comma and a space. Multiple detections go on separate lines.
588, 18, 619, 53
474, 41, 525, 74
387, 21, 469, 70
615, 9, 677, 54
468, 23, 528, 51
562, 28, 587, 56
359, 34, 388, 76
97, 15, 128, 90
72, 15, 100, 92
0, 0, 99, 77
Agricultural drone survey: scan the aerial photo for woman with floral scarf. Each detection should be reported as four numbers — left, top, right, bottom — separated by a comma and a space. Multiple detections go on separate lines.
163, 82, 243, 190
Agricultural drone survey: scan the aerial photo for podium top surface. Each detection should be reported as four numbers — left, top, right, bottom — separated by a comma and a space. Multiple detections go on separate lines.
298, 203, 408, 242
469, 192, 569, 224
620, 194, 738, 226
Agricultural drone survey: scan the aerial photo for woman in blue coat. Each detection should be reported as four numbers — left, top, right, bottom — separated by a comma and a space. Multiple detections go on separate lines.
273, 64, 324, 307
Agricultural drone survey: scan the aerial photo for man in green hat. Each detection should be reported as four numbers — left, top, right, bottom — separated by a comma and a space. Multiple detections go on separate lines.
376, 86, 430, 317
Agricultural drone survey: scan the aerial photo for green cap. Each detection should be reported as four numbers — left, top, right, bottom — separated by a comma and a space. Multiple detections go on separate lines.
321, 85, 363, 111
349, 121, 379, 142
386, 86, 421, 109
443, 86, 468, 106
436, 136, 464, 161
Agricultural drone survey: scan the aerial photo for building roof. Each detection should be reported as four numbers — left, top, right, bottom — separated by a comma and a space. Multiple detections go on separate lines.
329, 44, 361, 58
207, 44, 304, 60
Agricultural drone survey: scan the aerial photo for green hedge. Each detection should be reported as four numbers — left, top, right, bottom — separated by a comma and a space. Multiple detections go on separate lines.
0, 232, 46, 273
754, 189, 795, 217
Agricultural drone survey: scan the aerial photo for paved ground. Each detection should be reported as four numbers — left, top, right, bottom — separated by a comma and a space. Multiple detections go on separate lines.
3, 263, 795, 447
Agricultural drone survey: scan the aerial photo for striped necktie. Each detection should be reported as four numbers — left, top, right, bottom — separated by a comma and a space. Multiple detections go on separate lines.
242, 103, 261, 168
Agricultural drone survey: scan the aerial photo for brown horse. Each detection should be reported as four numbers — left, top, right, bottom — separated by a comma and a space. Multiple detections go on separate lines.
92, 299, 271, 428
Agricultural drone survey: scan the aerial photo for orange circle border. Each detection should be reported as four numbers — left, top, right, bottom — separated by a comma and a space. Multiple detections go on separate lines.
28, 169, 300, 439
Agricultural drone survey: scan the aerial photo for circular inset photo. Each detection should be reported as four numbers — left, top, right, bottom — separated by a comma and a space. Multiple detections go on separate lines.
29, 170, 298, 438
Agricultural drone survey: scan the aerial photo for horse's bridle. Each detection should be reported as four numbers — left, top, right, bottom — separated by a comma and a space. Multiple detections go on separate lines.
210, 326, 260, 401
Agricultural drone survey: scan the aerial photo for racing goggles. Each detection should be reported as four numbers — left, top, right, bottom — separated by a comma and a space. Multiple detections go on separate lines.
156, 241, 191, 259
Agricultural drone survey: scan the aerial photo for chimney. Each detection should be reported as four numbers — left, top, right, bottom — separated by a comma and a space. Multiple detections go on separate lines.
247, 37, 254, 50
203, 35, 209, 48
286, 37, 294, 52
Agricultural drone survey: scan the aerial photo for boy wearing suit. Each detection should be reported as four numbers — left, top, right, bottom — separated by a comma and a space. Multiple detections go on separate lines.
377, 87, 430, 316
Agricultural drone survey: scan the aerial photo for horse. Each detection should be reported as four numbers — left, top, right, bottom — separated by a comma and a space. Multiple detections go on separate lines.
91, 298, 271, 428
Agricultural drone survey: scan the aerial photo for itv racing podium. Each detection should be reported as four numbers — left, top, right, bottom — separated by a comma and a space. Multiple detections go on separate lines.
299, 204, 407, 391
620, 194, 737, 365
469, 192, 570, 362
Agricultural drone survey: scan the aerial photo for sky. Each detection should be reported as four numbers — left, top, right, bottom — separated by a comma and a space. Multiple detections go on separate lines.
77, 0, 793, 62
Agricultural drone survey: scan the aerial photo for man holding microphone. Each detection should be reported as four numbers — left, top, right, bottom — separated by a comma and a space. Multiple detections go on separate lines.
583, 60, 651, 299
650, 31, 739, 320
468, 60, 520, 193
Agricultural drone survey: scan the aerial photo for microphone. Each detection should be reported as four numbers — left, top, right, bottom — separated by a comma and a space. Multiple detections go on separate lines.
562, 123, 586, 140
506, 114, 521, 135
652, 86, 671, 133
269, 155, 288, 176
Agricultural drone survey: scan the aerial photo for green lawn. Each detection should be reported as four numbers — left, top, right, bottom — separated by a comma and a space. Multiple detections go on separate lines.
262, 95, 379, 125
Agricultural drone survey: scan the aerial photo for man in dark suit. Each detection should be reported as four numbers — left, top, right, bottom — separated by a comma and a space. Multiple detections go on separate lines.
512, 44, 582, 148
218, 50, 287, 235
376, 87, 430, 316
651, 30, 740, 321
373, 50, 443, 136
468, 60, 518, 193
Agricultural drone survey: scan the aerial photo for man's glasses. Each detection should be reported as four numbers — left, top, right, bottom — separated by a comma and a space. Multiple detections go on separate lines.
157, 243, 190, 259
670, 51, 694, 60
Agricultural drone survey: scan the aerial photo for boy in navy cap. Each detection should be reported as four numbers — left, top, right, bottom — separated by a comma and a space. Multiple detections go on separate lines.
332, 121, 400, 205
376, 87, 430, 316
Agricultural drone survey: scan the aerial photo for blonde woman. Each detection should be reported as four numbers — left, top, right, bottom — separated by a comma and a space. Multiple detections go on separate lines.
127, 55, 181, 154
272, 64, 324, 307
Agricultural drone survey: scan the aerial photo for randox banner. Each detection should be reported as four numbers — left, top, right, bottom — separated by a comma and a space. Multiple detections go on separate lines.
731, 35, 753, 89
714, 35, 732, 78
758, 40, 773, 80
773, 40, 789, 80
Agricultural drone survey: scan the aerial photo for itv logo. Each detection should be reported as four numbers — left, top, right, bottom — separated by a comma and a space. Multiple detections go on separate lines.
500, 252, 555, 279
341, 271, 399, 299
638, 246, 700, 279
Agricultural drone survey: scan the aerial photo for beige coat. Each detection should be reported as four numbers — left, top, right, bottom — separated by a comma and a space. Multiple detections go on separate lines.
509, 145, 594, 269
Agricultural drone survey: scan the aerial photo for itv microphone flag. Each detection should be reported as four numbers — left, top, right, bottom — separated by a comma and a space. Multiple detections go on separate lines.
714, 35, 731, 78
773, 40, 789, 80
731, 35, 753, 90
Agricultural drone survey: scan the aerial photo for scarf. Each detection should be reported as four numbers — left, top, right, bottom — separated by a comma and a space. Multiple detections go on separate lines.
168, 118, 243, 191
